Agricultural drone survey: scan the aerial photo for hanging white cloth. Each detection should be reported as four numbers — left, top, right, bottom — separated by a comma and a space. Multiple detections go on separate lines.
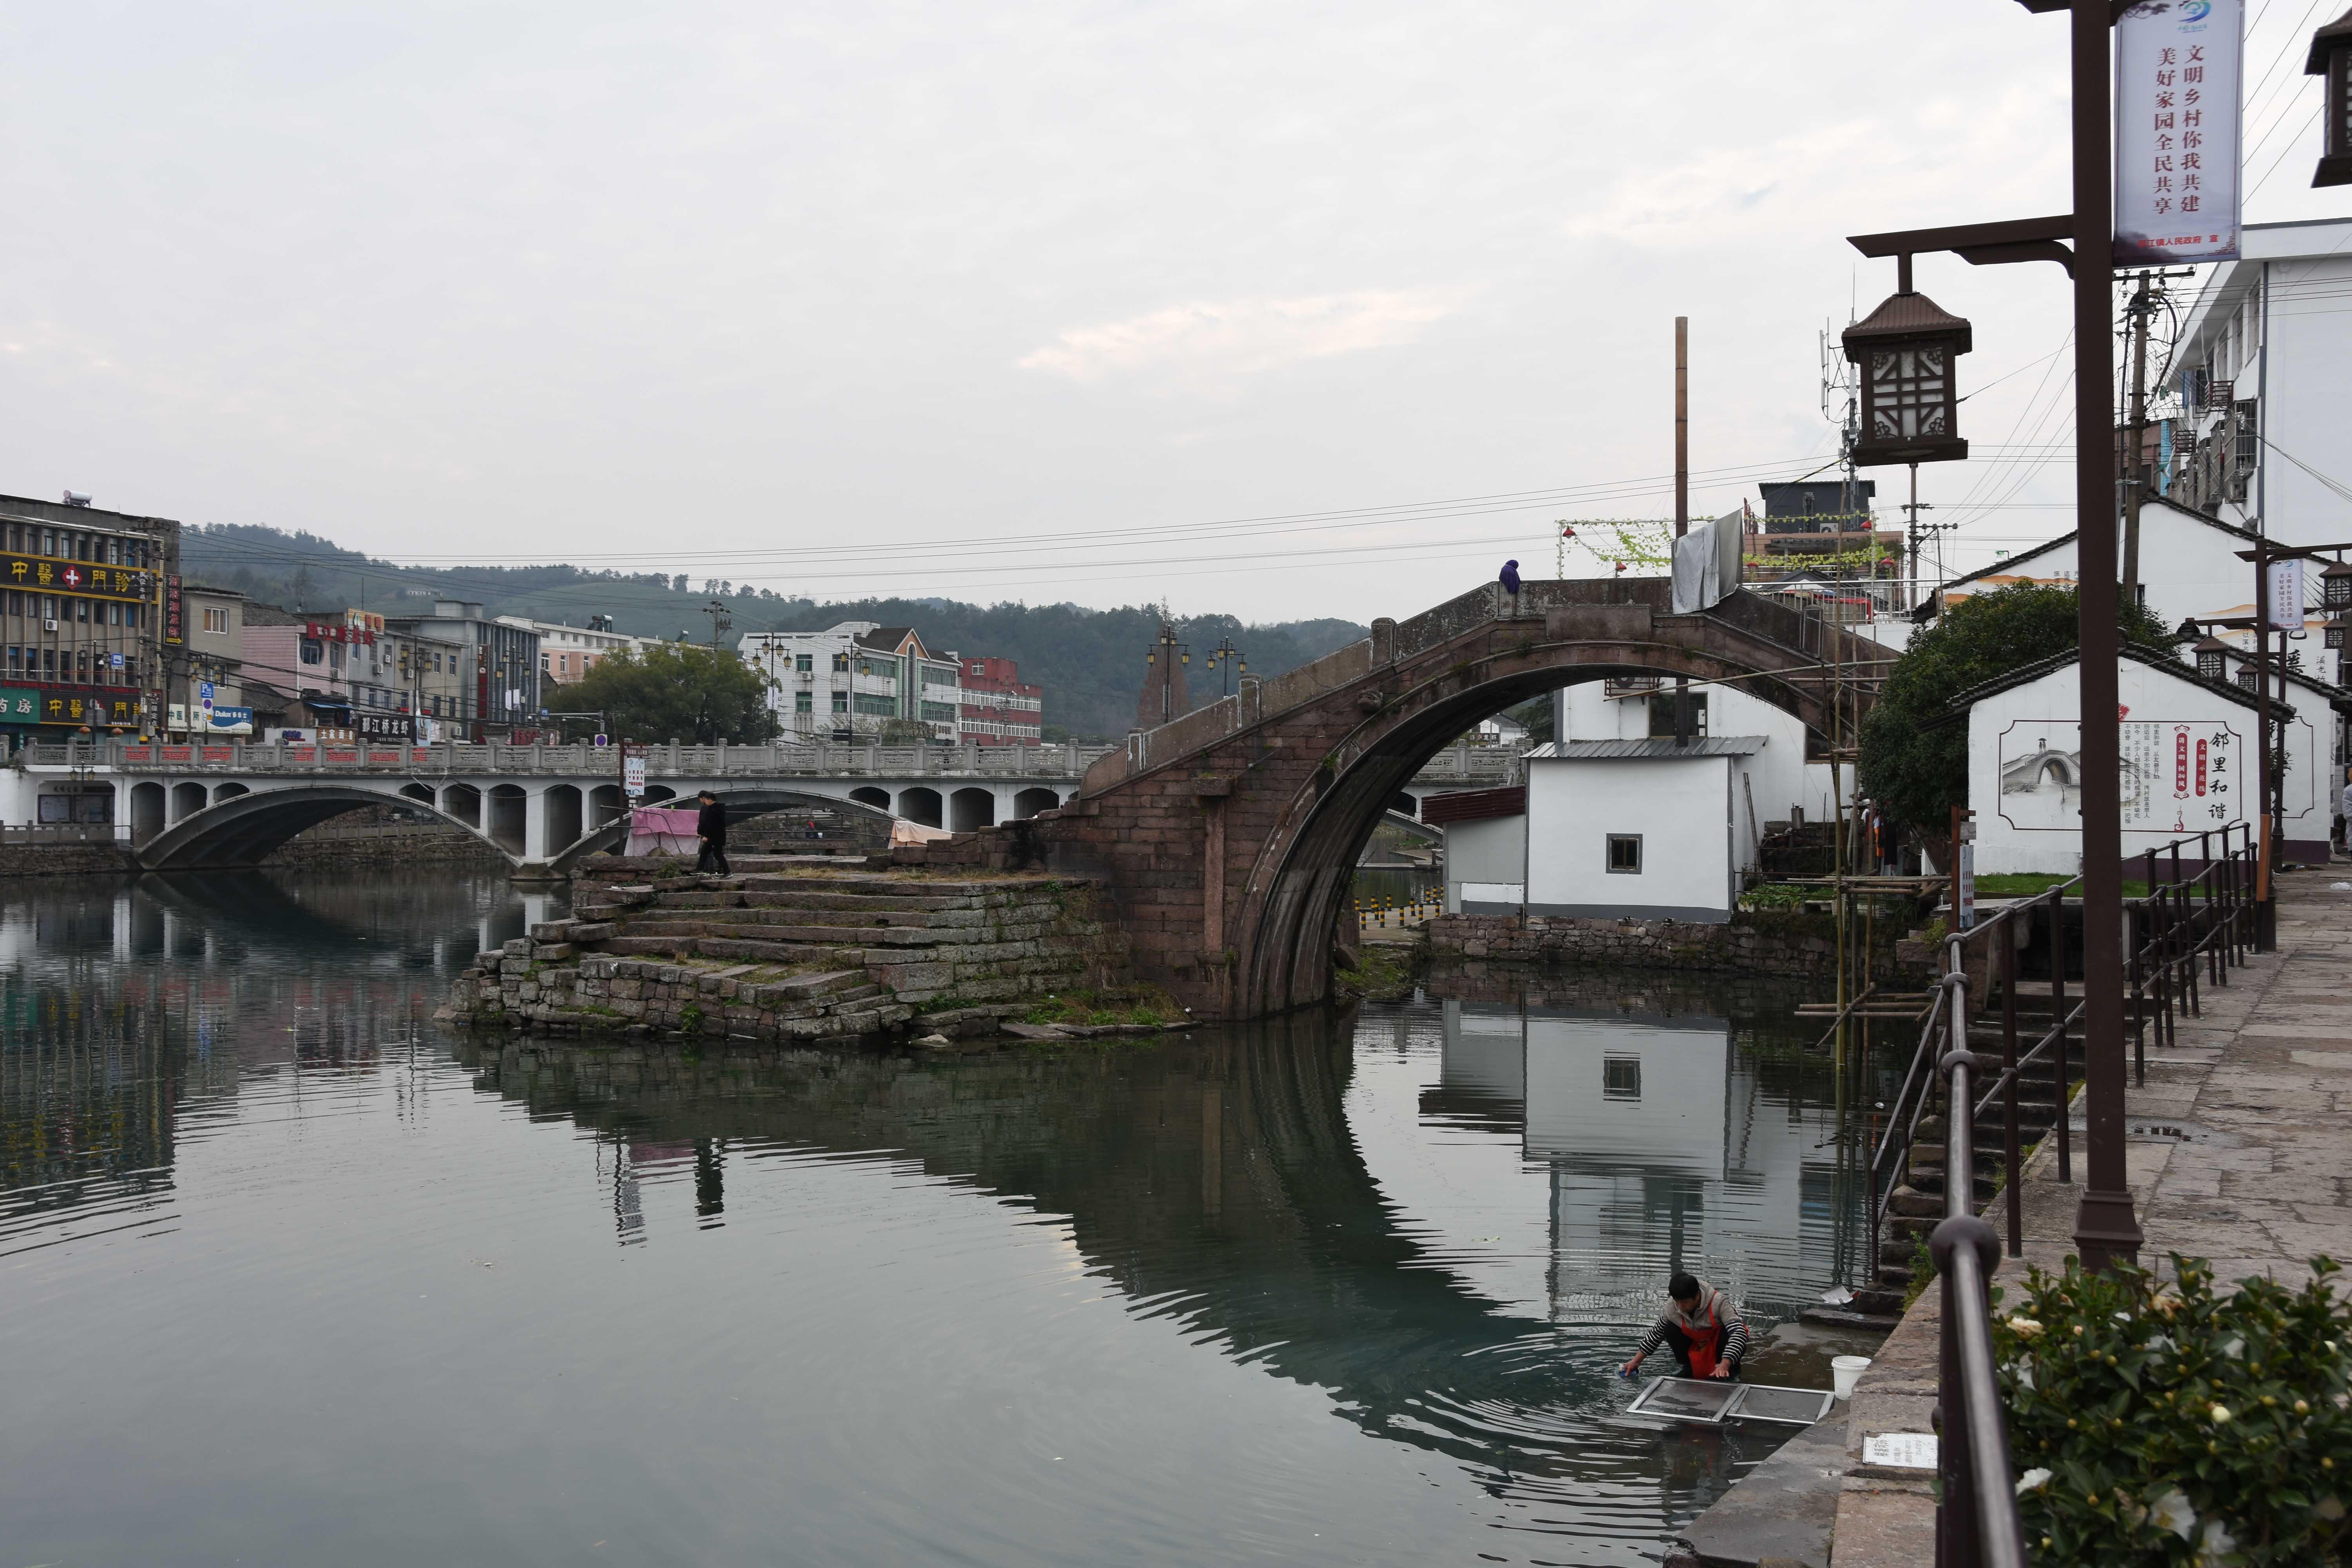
1670, 506, 1748, 615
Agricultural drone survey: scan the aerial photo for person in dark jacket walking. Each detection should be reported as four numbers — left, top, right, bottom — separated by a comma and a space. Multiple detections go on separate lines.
695, 790, 730, 875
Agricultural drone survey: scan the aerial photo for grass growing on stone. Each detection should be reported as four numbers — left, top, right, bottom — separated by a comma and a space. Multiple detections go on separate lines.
1017, 985, 1182, 1029
1334, 939, 1418, 1003
1974, 872, 2153, 898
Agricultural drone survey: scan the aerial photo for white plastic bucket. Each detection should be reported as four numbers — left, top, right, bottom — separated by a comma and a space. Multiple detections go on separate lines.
1831, 1355, 1871, 1400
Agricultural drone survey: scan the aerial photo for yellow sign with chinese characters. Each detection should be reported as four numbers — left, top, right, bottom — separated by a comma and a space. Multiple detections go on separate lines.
0, 554, 149, 603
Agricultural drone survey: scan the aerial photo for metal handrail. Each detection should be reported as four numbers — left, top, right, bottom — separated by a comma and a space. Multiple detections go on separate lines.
1867, 825, 2258, 1564
1934, 1040, 2029, 1568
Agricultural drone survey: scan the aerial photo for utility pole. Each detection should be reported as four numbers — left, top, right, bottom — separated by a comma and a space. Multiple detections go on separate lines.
702, 599, 732, 651
2121, 270, 2153, 603
1673, 315, 1694, 748
1901, 465, 1933, 608
1840, 0, 2143, 1278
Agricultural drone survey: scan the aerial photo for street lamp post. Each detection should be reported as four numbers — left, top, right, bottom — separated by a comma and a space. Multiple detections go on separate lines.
1845, 0, 2142, 1274
1203, 635, 1245, 698
2055, 0, 2140, 1278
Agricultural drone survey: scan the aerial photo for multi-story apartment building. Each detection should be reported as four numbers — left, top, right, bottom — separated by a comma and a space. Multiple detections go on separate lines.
956, 655, 1044, 746
2163, 218, 2352, 548
385, 601, 539, 739
0, 492, 179, 742
238, 603, 496, 740
505, 613, 655, 686
167, 582, 250, 735
739, 622, 962, 742
388, 623, 474, 734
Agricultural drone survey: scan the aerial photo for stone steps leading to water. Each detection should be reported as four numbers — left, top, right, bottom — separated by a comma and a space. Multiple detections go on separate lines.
446, 868, 1130, 1044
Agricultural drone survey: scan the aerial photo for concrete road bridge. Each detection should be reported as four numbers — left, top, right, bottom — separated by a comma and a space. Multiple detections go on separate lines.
4, 722, 1533, 878
5, 738, 1109, 876
918, 577, 1891, 1020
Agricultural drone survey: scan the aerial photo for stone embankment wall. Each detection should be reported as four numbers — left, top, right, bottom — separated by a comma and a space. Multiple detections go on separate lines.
450, 940, 923, 1044
1425, 909, 1931, 981
266, 818, 504, 867
0, 808, 497, 878
0, 840, 140, 878
444, 870, 1131, 1045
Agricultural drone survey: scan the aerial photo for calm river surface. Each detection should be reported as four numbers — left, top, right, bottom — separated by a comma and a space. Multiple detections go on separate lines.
0, 870, 1880, 1566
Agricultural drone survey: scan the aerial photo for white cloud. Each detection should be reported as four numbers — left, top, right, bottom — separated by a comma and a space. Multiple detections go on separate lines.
1018, 289, 1466, 388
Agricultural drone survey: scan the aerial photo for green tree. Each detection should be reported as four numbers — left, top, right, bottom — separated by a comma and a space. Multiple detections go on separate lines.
564, 643, 779, 744
1856, 583, 2173, 842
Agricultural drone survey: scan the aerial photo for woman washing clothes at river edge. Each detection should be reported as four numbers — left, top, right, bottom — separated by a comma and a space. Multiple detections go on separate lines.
1620, 1273, 1749, 1382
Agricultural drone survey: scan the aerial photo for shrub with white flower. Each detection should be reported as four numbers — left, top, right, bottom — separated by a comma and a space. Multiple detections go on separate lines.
1993, 1254, 2352, 1565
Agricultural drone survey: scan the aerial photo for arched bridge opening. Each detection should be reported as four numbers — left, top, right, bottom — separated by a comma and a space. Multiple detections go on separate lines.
134, 784, 483, 872
545, 784, 904, 873
996, 578, 1884, 1020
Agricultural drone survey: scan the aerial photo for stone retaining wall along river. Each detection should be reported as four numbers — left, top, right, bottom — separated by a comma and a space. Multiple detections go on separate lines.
443, 867, 1134, 1045
1425, 907, 1933, 981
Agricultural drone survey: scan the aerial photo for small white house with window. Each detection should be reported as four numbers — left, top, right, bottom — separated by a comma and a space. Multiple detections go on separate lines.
1524, 739, 1771, 922
1426, 737, 1782, 922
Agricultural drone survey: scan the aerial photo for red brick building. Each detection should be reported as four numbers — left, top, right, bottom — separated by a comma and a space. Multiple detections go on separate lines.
957, 655, 1043, 746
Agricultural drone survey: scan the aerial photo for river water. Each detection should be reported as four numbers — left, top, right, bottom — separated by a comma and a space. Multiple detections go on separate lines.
0, 870, 1879, 1566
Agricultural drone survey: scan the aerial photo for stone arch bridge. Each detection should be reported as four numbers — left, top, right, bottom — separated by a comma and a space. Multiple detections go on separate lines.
917, 577, 1891, 1020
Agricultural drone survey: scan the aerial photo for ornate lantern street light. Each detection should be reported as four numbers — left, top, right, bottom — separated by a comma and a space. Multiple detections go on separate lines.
2193, 634, 2232, 682
2321, 557, 2352, 611
2312, 6, 2352, 187
2324, 615, 2349, 652
1840, 261, 1974, 467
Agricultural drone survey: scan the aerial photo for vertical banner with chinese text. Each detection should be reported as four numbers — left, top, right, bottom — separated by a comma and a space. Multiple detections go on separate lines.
2115, 0, 2243, 264
2265, 558, 2305, 629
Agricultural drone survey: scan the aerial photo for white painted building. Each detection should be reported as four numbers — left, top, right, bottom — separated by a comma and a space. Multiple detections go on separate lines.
1552, 677, 1837, 831
2164, 217, 2352, 548
1426, 733, 1787, 923
1521, 739, 1769, 923
505, 615, 659, 686
1930, 497, 2267, 635
1424, 786, 1526, 915
1955, 644, 2337, 873
738, 621, 964, 743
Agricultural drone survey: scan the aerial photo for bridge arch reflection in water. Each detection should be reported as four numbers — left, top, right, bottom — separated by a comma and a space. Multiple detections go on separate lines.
0, 873, 1876, 1563
463, 984, 1874, 1527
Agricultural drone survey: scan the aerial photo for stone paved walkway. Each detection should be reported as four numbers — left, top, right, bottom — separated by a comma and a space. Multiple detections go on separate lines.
1831, 864, 2352, 1566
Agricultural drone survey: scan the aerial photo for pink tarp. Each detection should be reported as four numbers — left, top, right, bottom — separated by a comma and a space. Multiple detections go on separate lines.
626, 805, 701, 858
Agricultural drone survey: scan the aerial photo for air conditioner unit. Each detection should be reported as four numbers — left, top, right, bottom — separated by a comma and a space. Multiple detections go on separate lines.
43, 619, 58, 632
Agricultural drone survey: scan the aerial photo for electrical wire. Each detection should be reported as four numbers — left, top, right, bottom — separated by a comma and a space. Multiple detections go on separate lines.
1931, 327, 2077, 530
2245, 104, 2326, 200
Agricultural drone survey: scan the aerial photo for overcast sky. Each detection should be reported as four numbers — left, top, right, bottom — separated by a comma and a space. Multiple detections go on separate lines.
2, 1, 2343, 624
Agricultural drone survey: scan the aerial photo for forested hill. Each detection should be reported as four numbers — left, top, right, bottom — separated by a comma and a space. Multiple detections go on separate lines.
180, 523, 1366, 739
